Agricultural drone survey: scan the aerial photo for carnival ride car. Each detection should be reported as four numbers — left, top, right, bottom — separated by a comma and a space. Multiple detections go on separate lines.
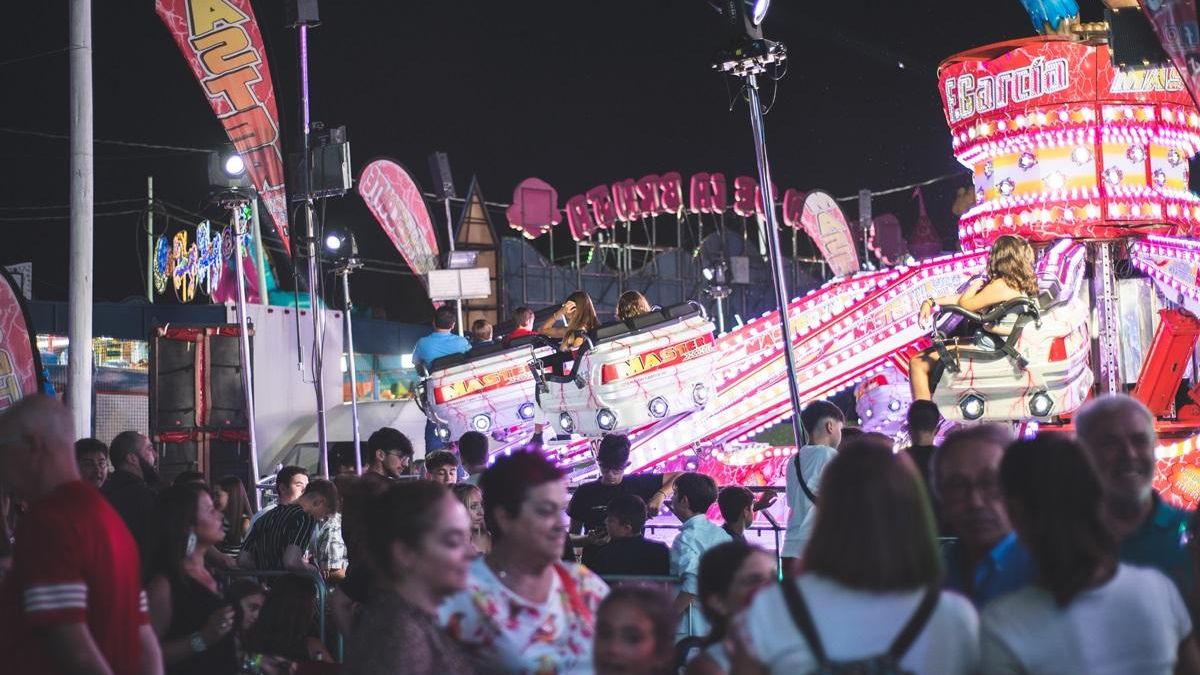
528, 302, 719, 437
930, 240, 1093, 422
416, 335, 556, 442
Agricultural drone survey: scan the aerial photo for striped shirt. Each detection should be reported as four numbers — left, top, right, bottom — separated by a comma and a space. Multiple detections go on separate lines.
241, 503, 318, 570
0, 481, 150, 672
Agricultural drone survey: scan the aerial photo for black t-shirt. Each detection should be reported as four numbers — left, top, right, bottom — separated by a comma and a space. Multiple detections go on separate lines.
567, 474, 665, 533
906, 444, 937, 488
581, 536, 670, 577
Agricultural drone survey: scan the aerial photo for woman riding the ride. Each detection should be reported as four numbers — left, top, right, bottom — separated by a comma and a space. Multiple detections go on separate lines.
908, 234, 1038, 401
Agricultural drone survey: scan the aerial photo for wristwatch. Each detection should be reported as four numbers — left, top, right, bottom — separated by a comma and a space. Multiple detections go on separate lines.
189, 632, 207, 653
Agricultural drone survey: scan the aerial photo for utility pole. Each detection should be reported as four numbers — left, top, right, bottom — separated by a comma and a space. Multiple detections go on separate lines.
68, 0, 94, 436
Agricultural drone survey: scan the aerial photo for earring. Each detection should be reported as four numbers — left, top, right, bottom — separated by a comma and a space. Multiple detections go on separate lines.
186, 531, 197, 556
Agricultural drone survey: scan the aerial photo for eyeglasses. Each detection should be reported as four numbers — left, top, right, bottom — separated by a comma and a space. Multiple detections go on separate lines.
937, 474, 1002, 502
387, 451, 412, 465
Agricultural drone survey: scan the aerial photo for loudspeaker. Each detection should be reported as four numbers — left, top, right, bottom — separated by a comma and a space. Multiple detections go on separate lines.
152, 336, 198, 430
207, 333, 248, 429
1108, 7, 1170, 70
286, 0, 320, 27
428, 151, 457, 200
289, 142, 352, 200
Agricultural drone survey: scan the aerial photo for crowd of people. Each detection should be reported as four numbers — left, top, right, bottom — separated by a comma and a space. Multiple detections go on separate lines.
2, 262, 1200, 673
3, 390, 1199, 674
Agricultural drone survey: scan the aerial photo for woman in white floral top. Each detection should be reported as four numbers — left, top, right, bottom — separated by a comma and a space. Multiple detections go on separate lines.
441, 450, 609, 675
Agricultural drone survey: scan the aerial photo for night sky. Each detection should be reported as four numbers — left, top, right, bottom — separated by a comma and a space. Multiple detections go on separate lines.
0, 1, 1110, 323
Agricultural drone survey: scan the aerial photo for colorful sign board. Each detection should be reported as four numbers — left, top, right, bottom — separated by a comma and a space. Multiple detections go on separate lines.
0, 267, 42, 411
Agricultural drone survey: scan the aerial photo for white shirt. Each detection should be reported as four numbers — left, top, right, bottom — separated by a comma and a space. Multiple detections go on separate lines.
782, 445, 837, 557
671, 515, 732, 637
741, 574, 979, 674
981, 563, 1192, 675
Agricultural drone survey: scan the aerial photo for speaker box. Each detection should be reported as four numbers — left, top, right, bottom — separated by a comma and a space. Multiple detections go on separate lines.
286, 0, 320, 27
207, 333, 248, 429
152, 336, 198, 430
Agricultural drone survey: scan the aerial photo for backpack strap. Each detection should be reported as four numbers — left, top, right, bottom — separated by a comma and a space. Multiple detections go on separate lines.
793, 453, 818, 505
779, 579, 828, 665
887, 586, 941, 660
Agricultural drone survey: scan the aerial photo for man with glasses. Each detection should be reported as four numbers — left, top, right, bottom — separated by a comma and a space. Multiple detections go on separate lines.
933, 424, 1033, 607
566, 433, 681, 558
74, 438, 109, 489
361, 427, 415, 483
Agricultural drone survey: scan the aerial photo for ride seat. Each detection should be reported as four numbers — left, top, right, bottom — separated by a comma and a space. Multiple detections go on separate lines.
932, 296, 1042, 375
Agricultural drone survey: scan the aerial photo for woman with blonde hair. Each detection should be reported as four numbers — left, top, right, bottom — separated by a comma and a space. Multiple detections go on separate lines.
908, 234, 1038, 401
616, 290, 653, 321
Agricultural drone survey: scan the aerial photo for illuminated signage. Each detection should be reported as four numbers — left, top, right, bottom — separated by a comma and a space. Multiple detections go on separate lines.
601, 334, 716, 383
435, 364, 532, 404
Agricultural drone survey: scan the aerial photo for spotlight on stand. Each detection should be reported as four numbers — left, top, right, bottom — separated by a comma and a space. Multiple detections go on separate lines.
703, 258, 731, 333
208, 146, 253, 191
718, 0, 770, 42
323, 229, 359, 260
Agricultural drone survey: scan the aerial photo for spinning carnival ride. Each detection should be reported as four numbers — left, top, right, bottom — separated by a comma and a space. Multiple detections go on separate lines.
420, 34, 1200, 502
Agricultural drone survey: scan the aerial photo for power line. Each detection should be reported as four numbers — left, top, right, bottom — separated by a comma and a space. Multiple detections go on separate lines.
0, 126, 211, 154
834, 171, 969, 202
0, 209, 145, 222
0, 198, 144, 212
0, 46, 71, 69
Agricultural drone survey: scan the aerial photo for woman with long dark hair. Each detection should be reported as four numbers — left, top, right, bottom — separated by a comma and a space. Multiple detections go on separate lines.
244, 576, 333, 665
738, 437, 978, 673
686, 541, 776, 675
212, 475, 253, 557
594, 586, 677, 675
980, 433, 1200, 674
441, 451, 609, 673
144, 484, 239, 674
343, 480, 475, 674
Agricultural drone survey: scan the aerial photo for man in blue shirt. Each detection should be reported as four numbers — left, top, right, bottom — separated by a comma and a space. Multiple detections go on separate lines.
412, 304, 471, 451
1077, 394, 1193, 593
934, 424, 1034, 607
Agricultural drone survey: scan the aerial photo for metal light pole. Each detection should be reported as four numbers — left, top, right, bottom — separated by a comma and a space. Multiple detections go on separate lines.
146, 176, 154, 303
68, 0, 93, 437
718, 41, 808, 449
335, 254, 363, 475
230, 203, 261, 509
296, 21, 329, 478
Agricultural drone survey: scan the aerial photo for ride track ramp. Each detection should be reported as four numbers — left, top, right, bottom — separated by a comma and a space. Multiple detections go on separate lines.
549, 249, 995, 477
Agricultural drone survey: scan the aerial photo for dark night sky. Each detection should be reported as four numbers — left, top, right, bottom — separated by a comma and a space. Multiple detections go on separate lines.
0, 1, 1110, 323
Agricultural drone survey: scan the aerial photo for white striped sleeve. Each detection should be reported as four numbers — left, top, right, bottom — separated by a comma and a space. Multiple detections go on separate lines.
138, 590, 149, 615
24, 582, 88, 614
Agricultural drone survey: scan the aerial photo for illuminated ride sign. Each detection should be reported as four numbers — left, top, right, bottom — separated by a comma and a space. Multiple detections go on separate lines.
938, 37, 1200, 248
434, 364, 532, 405
600, 334, 716, 384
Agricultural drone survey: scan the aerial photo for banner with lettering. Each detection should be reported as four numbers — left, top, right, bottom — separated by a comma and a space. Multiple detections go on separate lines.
0, 266, 43, 411
358, 159, 441, 294
795, 191, 859, 277
156, 0, 291, 255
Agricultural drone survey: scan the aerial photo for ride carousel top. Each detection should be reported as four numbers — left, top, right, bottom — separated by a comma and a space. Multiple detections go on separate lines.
939, 36, 1200, 248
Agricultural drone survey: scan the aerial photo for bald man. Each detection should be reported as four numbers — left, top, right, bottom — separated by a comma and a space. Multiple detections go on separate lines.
0, 396, 163, 674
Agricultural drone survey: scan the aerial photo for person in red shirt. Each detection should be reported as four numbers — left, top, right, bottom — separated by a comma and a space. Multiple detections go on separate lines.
0, 395, 163, 674
502, 306, 537, 346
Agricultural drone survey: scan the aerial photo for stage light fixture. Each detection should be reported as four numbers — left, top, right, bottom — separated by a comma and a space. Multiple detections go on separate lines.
471, 413, 493, 433
435, 425, 452, 442
750, 0, 770, 25
322, 229, 358, 258
518, 402, 536, 420
648, 397, 670, 419
693, 383, 710, 407
224, 154, 246, 177
1029, 391, 1055, 418
558, 412, 576, 434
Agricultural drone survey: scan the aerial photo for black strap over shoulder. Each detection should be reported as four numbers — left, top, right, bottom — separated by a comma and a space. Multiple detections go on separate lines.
780, 579, 828, 664
779, 581, 940, 667
888, 586, 940, 660
793, 453, 818, 505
